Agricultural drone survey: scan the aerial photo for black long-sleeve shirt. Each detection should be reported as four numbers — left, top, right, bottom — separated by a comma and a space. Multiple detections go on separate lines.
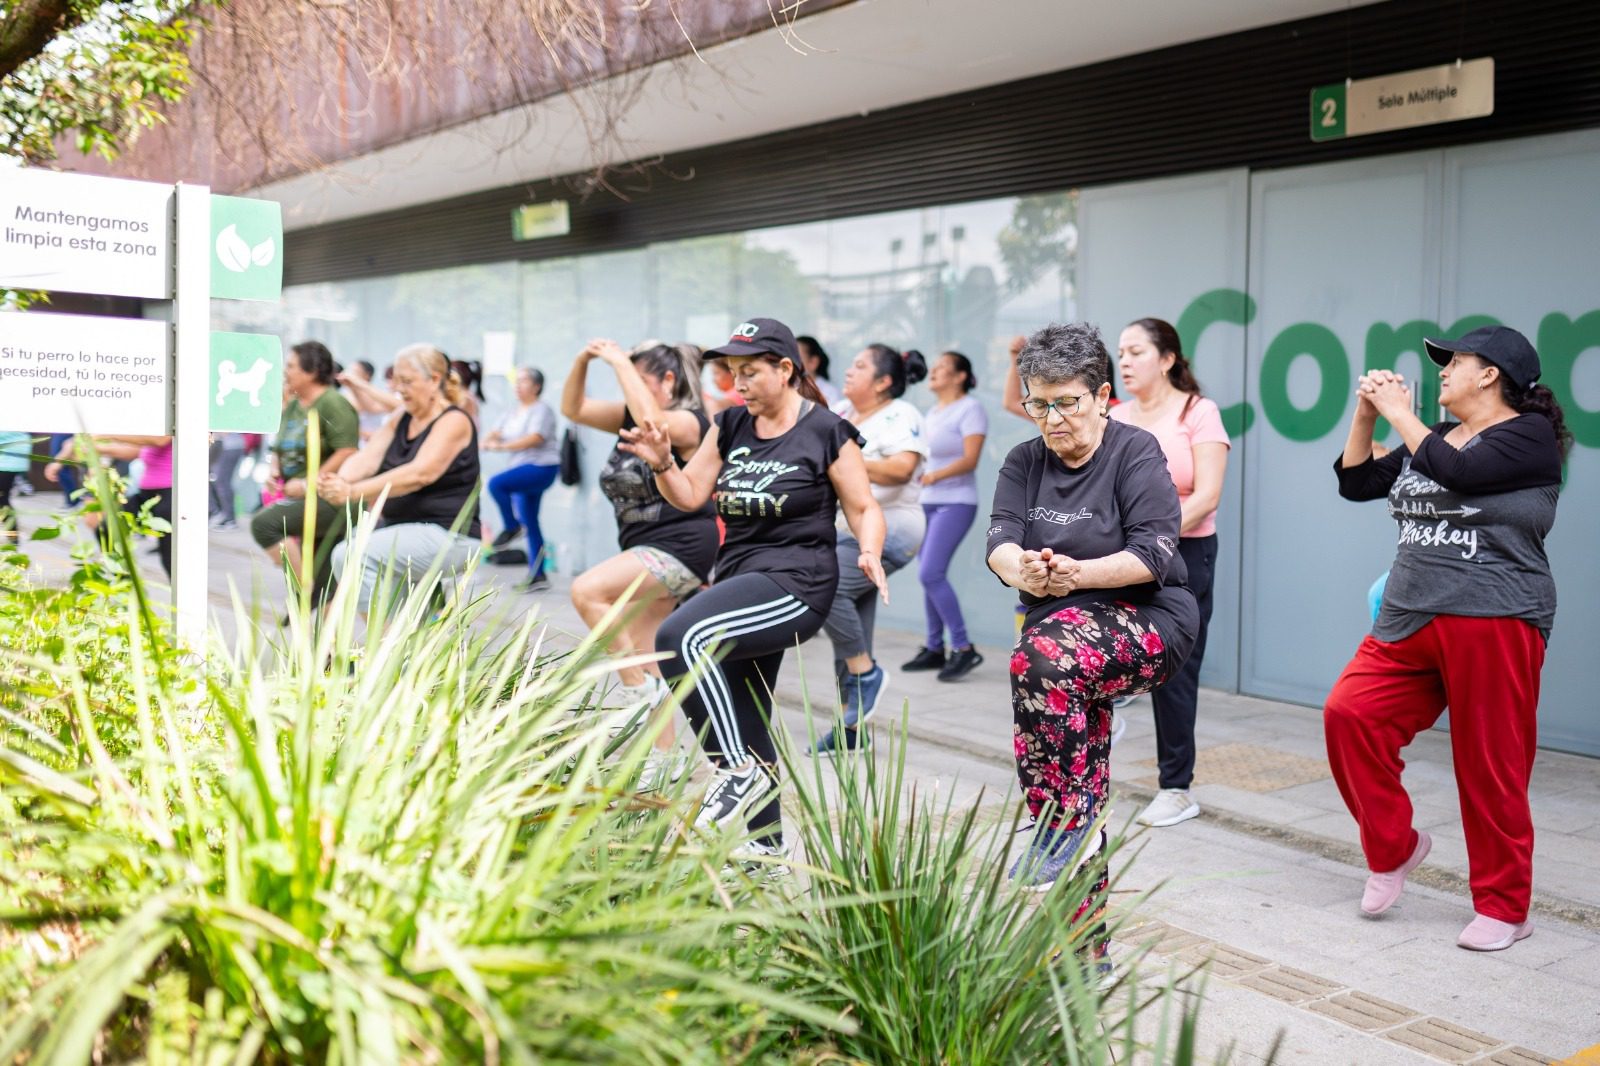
1334, 414, 1562, 640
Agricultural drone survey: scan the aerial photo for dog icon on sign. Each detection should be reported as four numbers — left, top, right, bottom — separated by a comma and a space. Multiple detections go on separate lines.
216, 358, 273, 407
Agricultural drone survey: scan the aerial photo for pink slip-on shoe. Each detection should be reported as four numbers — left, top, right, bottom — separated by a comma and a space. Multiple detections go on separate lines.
1360, 830, 1433, 917
1457, 914, 1533, 951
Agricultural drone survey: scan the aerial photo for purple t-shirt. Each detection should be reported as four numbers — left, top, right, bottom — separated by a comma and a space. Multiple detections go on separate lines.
921, 394, 989, 505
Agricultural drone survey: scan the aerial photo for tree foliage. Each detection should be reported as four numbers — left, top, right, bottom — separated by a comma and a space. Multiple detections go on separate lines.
0, 0, 196, 163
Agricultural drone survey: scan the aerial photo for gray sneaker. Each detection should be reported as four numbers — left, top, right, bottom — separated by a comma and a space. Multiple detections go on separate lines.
1137, 788, 1200, 827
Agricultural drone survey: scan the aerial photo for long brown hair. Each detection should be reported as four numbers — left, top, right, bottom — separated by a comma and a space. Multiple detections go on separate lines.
1128, 317, 1202, 416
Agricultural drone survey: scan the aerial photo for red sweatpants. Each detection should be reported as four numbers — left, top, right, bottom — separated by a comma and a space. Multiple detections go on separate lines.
1324, 614, 1544, 923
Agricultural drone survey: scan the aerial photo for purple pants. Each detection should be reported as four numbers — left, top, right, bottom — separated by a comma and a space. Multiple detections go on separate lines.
919, 502, 977, 650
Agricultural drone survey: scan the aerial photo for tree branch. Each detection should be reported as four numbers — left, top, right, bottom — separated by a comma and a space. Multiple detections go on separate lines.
0, 0, 84, 81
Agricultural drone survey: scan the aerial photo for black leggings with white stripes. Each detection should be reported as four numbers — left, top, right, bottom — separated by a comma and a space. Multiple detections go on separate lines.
656, 572, 825, 838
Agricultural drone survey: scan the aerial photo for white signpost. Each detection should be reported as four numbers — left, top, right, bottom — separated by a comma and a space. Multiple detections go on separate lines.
0, 168, 222, 641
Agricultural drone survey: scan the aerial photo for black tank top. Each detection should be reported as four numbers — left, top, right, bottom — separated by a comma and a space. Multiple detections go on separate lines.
378, 406, 482, 537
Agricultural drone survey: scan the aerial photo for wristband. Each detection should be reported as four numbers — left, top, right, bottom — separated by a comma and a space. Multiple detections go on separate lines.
650, 458, 674, 475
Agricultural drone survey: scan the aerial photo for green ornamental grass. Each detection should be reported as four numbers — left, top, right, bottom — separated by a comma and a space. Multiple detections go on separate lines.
0, 440, 1249, 1064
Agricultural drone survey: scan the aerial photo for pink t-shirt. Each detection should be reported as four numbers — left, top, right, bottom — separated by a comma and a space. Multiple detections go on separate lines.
1109, 396, 1229, 537
138, 443, 173, 491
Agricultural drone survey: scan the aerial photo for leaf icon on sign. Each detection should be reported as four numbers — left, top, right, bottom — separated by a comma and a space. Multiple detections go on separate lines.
216, 224, 252, 273
250, 238, 275, 267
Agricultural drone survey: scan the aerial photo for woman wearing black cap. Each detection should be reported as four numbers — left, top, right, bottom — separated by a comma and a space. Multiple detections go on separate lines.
1325, 325, 1571, 952
622, 317, 887, 858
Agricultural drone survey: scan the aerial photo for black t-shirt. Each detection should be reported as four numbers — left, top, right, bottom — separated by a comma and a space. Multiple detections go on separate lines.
597, 409, 719, 581
378, 406, 482, 538
713, 401, 864, 613
987, 420, 1193, 639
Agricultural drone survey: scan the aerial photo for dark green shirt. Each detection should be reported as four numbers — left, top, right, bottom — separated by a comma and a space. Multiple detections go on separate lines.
276, 389, 360, 478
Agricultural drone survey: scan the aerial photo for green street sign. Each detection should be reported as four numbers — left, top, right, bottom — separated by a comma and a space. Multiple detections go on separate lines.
210, 194, 283, 302
209, 331, 282, 432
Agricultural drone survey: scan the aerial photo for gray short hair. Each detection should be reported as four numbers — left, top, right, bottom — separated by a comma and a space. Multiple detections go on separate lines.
1017, 323, 1111, 392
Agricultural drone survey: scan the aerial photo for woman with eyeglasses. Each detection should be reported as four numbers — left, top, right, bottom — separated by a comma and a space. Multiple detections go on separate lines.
988, 322, 1198, 963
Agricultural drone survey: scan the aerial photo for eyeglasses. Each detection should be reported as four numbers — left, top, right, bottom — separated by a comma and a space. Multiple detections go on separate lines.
1022, 391, 1094, 420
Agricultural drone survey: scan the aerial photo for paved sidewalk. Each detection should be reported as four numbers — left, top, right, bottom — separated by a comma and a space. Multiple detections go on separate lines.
12, 511, 1600, 1062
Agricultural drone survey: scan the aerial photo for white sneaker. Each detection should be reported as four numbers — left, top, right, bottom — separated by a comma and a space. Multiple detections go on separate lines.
609, 676, 666, 710
729, 837, 793, 878
601, 676, 667, 739
1108, 714, 1127, 747
637, 747, 692, 792
1137, 788, 1200, 827
694, 764, 775, 834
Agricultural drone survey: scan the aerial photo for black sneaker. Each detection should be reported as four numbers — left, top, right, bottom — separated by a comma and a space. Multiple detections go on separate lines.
693, 764, 775, 833
514, 572, 550, 593
491, 524, 523, 549
901, 645, 946, 672
937, 645, 983, 682
807, 725, 870, 758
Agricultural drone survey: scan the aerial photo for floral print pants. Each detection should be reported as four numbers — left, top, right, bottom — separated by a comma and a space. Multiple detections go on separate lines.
1010, 600, 1178, 953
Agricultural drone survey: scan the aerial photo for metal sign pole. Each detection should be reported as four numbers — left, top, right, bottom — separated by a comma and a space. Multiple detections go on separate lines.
172, 183, 211, 642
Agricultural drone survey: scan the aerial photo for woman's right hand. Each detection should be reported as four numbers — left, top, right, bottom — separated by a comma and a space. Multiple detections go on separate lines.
1017, 549, 1053, 597
590, 338, 628, 366
43, 461, 61, 484
618, 420, 673, 471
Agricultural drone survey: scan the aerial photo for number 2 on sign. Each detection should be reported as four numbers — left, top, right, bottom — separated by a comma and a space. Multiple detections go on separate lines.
1320, 97, 1338, 127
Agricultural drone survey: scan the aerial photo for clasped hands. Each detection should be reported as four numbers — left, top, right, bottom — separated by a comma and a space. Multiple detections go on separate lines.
1356, 368, 1412, 421
316, 471, 355, 505
1018, 546, 1079, 597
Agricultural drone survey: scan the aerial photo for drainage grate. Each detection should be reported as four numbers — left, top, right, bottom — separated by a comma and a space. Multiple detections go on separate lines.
1133, 742, 1331, 793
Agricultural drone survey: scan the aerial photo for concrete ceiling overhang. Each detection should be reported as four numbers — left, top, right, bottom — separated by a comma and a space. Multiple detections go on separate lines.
260, 0, 1377, 231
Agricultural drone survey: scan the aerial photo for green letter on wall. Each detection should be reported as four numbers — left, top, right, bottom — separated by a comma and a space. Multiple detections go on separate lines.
1538, 310, 1600, 449
1260, 323, 1350, 442
1176, 287, 1257, 437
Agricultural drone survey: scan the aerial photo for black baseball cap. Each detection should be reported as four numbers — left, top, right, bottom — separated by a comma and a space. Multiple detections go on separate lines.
1424, 325, 1541, 390
706, 317, 801, 366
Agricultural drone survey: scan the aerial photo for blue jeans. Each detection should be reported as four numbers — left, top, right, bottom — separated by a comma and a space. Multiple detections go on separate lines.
49, 433, 80, 503
488, 463, 560, 573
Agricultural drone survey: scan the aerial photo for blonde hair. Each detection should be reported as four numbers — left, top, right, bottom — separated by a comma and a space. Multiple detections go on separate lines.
393, 343, 465, 406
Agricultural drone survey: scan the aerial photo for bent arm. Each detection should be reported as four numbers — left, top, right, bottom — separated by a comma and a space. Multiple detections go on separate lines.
1002, 361, 1029, 421
335, 417, 397, 484
1180, 441, 1228, 534
865, 449, 920, 486
1074, 551, 1156, 590
929, 433, 985, 483
560, 347, 627, 432
342, 412, 471, 503
342, 375, 402, 412
652, 423, 723, 511
831, 441, 886, 556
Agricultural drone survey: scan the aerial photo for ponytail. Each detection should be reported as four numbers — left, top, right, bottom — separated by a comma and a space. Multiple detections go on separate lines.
442, 369, 467, 407
864, 343, 926, 400
450, 359, 486, 401
631, 341, 705, 411
1502, 380, 1573, 460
